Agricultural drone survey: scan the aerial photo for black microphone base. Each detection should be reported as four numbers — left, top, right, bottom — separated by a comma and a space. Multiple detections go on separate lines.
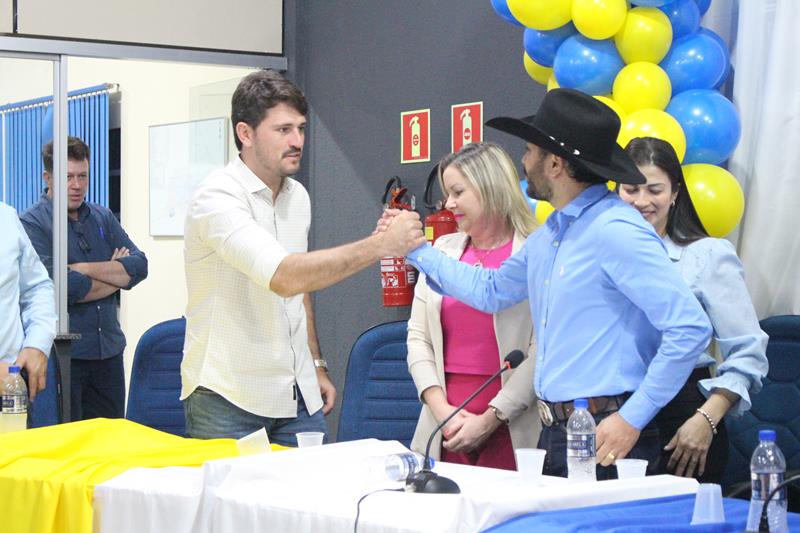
405, 470, 461, 494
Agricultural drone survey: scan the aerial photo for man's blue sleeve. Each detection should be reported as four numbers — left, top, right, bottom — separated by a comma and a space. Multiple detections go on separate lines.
105, 211, 148, 289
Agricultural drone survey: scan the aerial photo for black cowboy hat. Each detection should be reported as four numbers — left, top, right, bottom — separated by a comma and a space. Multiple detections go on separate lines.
486, 88, 646, 185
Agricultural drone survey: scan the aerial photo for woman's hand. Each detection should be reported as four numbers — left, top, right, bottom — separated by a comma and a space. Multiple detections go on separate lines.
442, 409, 500, 453
664, 412, 714, 478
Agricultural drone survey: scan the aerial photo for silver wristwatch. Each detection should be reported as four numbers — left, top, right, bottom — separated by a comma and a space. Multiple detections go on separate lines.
313, 358, 329, 372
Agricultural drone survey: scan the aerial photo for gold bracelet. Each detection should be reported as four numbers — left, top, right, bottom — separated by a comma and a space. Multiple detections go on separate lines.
695, 408, 718, 435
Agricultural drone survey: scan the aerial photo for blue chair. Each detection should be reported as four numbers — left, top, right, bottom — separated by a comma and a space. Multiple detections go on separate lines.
126, 317, 187, 436
337, 321, 421, 447
28, 348, 61, 428
723, 315, 800, 508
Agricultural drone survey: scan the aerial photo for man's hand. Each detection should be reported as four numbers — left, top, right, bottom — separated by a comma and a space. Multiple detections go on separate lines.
373, 208, 401, 235
596, 412, 641, 466
0, 362, 10, 382
377, 210, 426, 257
664, 412, 714, 478
15, 347, 48, 401
111, 247, 130, 260
317, 369, 337, 415
442, 409, 501, 454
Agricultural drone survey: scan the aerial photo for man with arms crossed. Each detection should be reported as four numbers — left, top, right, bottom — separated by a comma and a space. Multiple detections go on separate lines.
182, 70, 425, 445
22, 137, 148, 420
400, 89, 712, 477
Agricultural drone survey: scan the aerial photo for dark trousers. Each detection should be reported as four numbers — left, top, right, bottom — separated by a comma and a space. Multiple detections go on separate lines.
538, 411, 661, 480
654, 367, 729, 483
71, 354, 125, 421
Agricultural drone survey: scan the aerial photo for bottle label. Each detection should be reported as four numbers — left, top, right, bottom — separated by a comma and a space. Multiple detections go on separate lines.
1, 394, 27, 414
567, 433, 595, 458
751, 472, 785, 502
398, 453, 420, 475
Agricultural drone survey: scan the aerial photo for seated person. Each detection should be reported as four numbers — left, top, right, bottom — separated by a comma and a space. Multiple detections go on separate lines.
406, 142, 540, 470
619, 136, 768, 482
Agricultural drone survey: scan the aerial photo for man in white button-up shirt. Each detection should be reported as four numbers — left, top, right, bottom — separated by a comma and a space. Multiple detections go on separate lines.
181, 70, 425, 445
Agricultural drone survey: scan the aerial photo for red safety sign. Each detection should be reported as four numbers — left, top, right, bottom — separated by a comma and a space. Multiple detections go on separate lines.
401, 109, 431, 164
451, 101, 483, 153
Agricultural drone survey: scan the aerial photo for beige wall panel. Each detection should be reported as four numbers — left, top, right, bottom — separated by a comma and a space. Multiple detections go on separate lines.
0, 0, 12, 33
18, 0, 282, 54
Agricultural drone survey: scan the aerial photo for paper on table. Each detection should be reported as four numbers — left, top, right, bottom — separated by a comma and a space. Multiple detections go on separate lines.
236, 428, 271, 456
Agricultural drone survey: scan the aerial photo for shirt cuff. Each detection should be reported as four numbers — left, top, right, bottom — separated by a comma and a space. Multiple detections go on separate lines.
698, 372, 753, 417
116, 255, 147, 287
68, 270, 92, 304
22, 335, 53, 358
618, 391, 659, 430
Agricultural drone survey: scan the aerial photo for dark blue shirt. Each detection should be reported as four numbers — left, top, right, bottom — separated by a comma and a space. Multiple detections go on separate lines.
20, 194, 148, 360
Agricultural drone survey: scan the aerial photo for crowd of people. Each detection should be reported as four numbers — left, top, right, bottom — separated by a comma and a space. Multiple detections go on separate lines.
1, 70, 767, 482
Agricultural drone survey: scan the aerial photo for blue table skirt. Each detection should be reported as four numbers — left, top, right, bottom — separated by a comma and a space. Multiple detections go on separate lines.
483, 494, 800, 532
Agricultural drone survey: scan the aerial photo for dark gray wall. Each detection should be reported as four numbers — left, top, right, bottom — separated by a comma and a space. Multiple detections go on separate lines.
288, 1, 546, 439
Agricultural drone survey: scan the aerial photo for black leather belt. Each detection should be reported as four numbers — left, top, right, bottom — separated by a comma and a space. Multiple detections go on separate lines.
537, 393, 632, 426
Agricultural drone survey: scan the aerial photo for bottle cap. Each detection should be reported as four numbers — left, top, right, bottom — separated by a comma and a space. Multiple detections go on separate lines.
759, 429, 776, 442
574, 398, 588, 409
8, 365, 20, 373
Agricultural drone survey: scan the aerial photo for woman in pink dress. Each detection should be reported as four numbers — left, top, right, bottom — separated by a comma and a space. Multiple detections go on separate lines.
407, 142, 540, 470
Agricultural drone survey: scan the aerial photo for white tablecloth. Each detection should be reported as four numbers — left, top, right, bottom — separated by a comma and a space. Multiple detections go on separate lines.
93, 439, 699, 533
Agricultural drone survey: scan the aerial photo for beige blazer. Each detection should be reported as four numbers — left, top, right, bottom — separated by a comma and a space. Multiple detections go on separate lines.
407, 231, 541, 460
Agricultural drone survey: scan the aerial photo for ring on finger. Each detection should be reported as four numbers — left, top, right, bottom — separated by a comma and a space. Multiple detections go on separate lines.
606, 452, 616, 462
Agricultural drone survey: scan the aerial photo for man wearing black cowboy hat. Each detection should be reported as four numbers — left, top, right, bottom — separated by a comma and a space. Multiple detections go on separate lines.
404, 88, 711, 479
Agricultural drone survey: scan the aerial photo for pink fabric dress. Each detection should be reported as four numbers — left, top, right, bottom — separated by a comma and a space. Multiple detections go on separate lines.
439, 240, 515, 470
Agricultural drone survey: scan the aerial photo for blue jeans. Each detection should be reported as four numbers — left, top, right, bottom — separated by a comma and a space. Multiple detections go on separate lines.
183, 386, 328, 447
538, 411, 661, 480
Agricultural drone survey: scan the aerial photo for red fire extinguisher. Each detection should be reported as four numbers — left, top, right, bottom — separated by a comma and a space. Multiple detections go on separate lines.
423, 164, 458, 244
380, 177, 417, 307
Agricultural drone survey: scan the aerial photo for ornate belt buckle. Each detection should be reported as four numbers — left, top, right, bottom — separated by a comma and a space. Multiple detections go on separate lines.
537, 400, 554, 427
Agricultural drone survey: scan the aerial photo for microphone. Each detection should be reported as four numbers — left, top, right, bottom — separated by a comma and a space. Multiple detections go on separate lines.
405, 350, 525, 494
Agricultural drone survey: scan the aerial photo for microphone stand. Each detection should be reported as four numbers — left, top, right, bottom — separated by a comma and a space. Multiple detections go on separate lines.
743, 472, 800, 532
405, 361, 513, 494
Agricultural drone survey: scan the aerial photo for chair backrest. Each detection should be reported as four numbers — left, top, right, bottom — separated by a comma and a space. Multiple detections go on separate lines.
126, 317, 187, 436
723, 314, 800, 487
28, 347, 61, 428
337, 321, 421, 446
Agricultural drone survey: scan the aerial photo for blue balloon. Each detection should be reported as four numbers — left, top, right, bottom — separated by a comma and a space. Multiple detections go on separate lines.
659, 0, 700, 39
523, 22, 577, 68
491, 0, 523, 27
519, 179, 536, 214
553, 36, 624, 96
631, 0, 674, 6
666, 89, 740, 164
660, 28, 729, 94
693, 0, 711, 16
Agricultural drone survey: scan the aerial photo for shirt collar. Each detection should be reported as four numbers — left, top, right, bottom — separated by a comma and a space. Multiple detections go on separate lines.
41, 189, 90, 219
548, 184, 609, 231
232, 156, 295, 197
662, 234, 683, 262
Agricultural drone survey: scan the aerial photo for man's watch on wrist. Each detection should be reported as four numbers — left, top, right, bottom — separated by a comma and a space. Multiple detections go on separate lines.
313, 358, 329, 372
490, 406, 509, 425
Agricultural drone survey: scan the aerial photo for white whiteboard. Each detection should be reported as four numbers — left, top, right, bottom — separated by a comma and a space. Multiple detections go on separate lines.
149, 117, 227, 237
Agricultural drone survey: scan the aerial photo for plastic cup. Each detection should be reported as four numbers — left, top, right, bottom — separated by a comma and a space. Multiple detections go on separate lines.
295, 431, 325, 448
615, 458, 648, 479
690, 483, 726, 525
515, 448, 546, 481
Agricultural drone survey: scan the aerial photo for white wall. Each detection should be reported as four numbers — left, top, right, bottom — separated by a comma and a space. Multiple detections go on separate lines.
0, 57, 256, 390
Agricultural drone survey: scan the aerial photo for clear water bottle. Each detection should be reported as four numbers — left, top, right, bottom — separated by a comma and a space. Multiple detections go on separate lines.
383, 452, 429, 481
746, 429, 788, 533
567, 398, 597, 482
1, 366, 28, 433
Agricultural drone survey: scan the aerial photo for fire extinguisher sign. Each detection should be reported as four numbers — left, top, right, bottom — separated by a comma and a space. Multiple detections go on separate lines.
451, 101, 483, 153
400, 109, 430, 164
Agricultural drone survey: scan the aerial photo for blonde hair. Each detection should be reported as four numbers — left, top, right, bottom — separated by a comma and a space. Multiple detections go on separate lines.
438, 142, 537, 237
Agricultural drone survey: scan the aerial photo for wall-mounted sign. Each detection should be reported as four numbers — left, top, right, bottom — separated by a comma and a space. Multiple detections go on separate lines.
451, 101, 483, 153
401, 109, 430, 164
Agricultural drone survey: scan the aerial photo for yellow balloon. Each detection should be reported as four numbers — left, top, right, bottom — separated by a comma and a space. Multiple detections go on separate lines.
572, 0, 628, 40
614, 7, 673, 64
535, 200, 555, 224
682, 164, 745, 237
612, 62, 672, 113
524, 52, 553, 85
508, 0, 572, 30
618, 108, 686, 161
547, 73, 560, 92
594, 95, 627, 122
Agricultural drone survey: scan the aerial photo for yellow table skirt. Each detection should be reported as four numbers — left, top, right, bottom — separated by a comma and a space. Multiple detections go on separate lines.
0, 418, 280, 533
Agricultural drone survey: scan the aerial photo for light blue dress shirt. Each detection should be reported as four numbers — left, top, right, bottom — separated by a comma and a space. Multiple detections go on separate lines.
408, 185, 712, 430
0, 202, 56, 363
664, 236, 768, 417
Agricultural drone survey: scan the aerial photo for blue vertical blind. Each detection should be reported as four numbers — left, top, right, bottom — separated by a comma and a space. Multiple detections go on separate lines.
0, 84, 112, 212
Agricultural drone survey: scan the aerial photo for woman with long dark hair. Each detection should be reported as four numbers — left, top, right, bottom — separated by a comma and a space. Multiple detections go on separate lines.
618, 136, 768, 483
